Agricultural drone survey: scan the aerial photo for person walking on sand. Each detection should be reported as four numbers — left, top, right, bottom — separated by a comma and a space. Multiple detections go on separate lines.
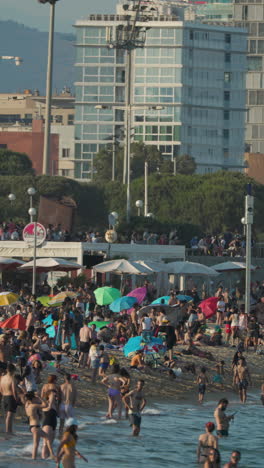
233, 357, 251, 403
24, 391, 55, 460
197, 422, 218, 464
78, 319, 91, 368
197, 367, 209, 404
123, 379, 146, 436
59, 374, 77, 435
0, 363, 18, 433
223, 450, 241, 467
56, 418, 88, 468
214, 398, 234, 437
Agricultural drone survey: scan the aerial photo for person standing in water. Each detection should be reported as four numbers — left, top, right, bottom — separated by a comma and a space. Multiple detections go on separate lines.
197, 422, 218, 464
123, 379, 146, 436
56, 418, 88, 468
214, 398, 234, 437
59, 374, 77, 435
197, 367, 209, 404
223, 451, 241, 468
24, 391, 55, 460
102, 363, 126, 419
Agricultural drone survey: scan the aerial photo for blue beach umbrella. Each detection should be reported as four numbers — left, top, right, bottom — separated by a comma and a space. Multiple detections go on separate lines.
176, 294, 193, 302
151, 296, 170, 305
123, 335, 164, 357
110, 296, 137, 313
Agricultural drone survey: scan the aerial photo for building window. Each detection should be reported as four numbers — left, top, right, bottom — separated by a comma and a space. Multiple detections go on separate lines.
224, 91, 230, 101
223, 148, 229, 158
55, 115, 63, 123
62, 148, 70, 158
225, 53, 231, 63
224, 72, 231, 83
61, 169, 70, 177
225, 34, 231, 44
189, 30, 193, 40
223, 129, 229, 139
68, 114, 74, 125
0, 144, 7, 148
224, 111, 230, 120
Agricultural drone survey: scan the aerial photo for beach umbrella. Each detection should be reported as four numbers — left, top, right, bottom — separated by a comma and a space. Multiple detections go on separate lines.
138, 304, 174, 316
110, 296, 137, 313
133, 260, 168, 273
19, 258, 82, 272
49, 291, 77, 306
165, 261, 219, 276
94, 287, 121, 306
152, 296, 170, 305
0, 292, 19, 306
93, 259, 151, 275
123, 335, 165, 357
199, 297, 219, 318
126, 286, 147, 305
0, 313, 26, 331
88, 320, 111, 330
42, 314, 53, 326
176, 294, 194, 302
37, 296, 51, 307
211, 261, 257, 272
0, 257, 25, 271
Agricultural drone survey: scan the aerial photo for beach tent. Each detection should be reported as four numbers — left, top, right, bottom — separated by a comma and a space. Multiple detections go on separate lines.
0, 257, 25, 271
165, 261, 219, 276
134, 260, 169, 273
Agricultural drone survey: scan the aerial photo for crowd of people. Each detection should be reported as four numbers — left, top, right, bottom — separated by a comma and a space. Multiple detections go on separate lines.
190, 233, 252, 257
0, 277, 263, 467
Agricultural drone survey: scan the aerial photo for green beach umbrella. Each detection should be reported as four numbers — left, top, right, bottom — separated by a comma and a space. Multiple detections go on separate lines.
37, 296, 51, 307
94, 286, 121, 306
89, 320, 111, 331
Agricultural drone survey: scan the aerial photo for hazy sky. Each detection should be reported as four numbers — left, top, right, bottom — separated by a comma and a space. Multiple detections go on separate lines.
1, 0, 117, 33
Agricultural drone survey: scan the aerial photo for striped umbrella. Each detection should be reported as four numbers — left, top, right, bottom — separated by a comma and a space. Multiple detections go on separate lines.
49, 291, 77, 306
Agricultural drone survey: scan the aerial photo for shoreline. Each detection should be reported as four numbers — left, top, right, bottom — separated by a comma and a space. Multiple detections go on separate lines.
55, 344, 264, 411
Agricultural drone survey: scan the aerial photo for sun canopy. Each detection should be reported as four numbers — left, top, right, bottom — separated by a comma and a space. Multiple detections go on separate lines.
19, 258, 82, 272
165, 261, 219, 276
133, 260, 169, 273
0, 257, 25, 271
93, 259, 151, 275
211, 261, 257, 272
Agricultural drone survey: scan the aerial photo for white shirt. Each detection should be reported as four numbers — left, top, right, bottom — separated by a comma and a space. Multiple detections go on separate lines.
142, 317, 152, 331
217, 300, 226, 313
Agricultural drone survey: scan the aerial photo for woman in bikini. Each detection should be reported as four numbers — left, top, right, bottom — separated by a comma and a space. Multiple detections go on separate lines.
24, 391, 55, 460
56, 418, 88, 468
197, 422, 218, 464
42, 389, 58, 459
101, 363, 126, 419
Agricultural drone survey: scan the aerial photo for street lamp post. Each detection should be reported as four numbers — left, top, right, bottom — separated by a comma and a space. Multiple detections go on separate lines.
144, 160, 149, 217
243, 183, 254, 314
27, 187, 37, 223
135, 200, 143, 216
39, 0, 60, 175
28, 207, 37, 296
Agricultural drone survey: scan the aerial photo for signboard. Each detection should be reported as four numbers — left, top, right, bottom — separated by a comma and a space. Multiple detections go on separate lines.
23, 222, 47, 246
105, 229, 117, 244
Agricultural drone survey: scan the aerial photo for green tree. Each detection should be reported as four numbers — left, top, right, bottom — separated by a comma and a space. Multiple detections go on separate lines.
175, 154, 197, 175
0, 149, 35, 176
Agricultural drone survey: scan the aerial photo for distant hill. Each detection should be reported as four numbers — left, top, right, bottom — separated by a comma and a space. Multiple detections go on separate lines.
0, 21, 76, 94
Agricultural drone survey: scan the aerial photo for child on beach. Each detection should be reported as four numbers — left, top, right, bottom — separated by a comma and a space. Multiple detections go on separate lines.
98, 345, 109, 377
212, 364, 224, 389
197, 366, 209, 404
88, 341, 100, 383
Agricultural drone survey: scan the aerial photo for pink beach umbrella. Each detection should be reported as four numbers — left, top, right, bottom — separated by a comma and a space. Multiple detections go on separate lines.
199, 297, 218, 319
126, 286, 147, 313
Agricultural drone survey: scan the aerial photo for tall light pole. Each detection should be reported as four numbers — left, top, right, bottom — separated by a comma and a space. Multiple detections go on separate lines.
243, 183, 254, 314
27, 187, 37, 223
28, 207, 37, 296
144, 160, 149, 217
39, 0, 60, 175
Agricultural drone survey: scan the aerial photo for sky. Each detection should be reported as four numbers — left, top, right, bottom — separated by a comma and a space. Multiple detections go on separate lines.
1, 0, 117, 33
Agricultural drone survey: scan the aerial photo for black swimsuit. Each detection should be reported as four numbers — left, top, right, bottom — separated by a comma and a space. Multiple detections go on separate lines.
42, 408, 57, 430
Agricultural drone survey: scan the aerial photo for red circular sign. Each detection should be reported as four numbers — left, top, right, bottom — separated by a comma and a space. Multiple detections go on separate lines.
23, 222, 46, 246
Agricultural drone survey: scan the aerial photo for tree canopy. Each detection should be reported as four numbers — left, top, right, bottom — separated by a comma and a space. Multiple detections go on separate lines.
0, 149, 35, 176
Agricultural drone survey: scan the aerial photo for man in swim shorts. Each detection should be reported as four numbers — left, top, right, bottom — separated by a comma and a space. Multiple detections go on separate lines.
233, 357, 251, 403
59, 374, 77, 434
123, 379, 146, 436
78, 319, 91, 368
214, 398, 234, 437
0, 363, 18, 433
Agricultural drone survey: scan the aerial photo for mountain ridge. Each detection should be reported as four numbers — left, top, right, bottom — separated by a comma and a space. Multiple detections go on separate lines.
0, 20, 75, 94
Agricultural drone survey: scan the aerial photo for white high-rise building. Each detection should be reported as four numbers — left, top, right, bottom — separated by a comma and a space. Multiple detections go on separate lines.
74, 0, 247, 180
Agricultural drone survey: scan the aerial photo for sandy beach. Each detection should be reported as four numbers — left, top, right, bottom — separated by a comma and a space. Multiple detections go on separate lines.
49, 344, 264, 411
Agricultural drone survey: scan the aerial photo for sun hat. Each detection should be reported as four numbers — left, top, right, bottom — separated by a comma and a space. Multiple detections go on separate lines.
65, 417, 78, 427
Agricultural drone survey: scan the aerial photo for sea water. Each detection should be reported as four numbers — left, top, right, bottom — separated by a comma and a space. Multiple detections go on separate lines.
0, 392, 262, 468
